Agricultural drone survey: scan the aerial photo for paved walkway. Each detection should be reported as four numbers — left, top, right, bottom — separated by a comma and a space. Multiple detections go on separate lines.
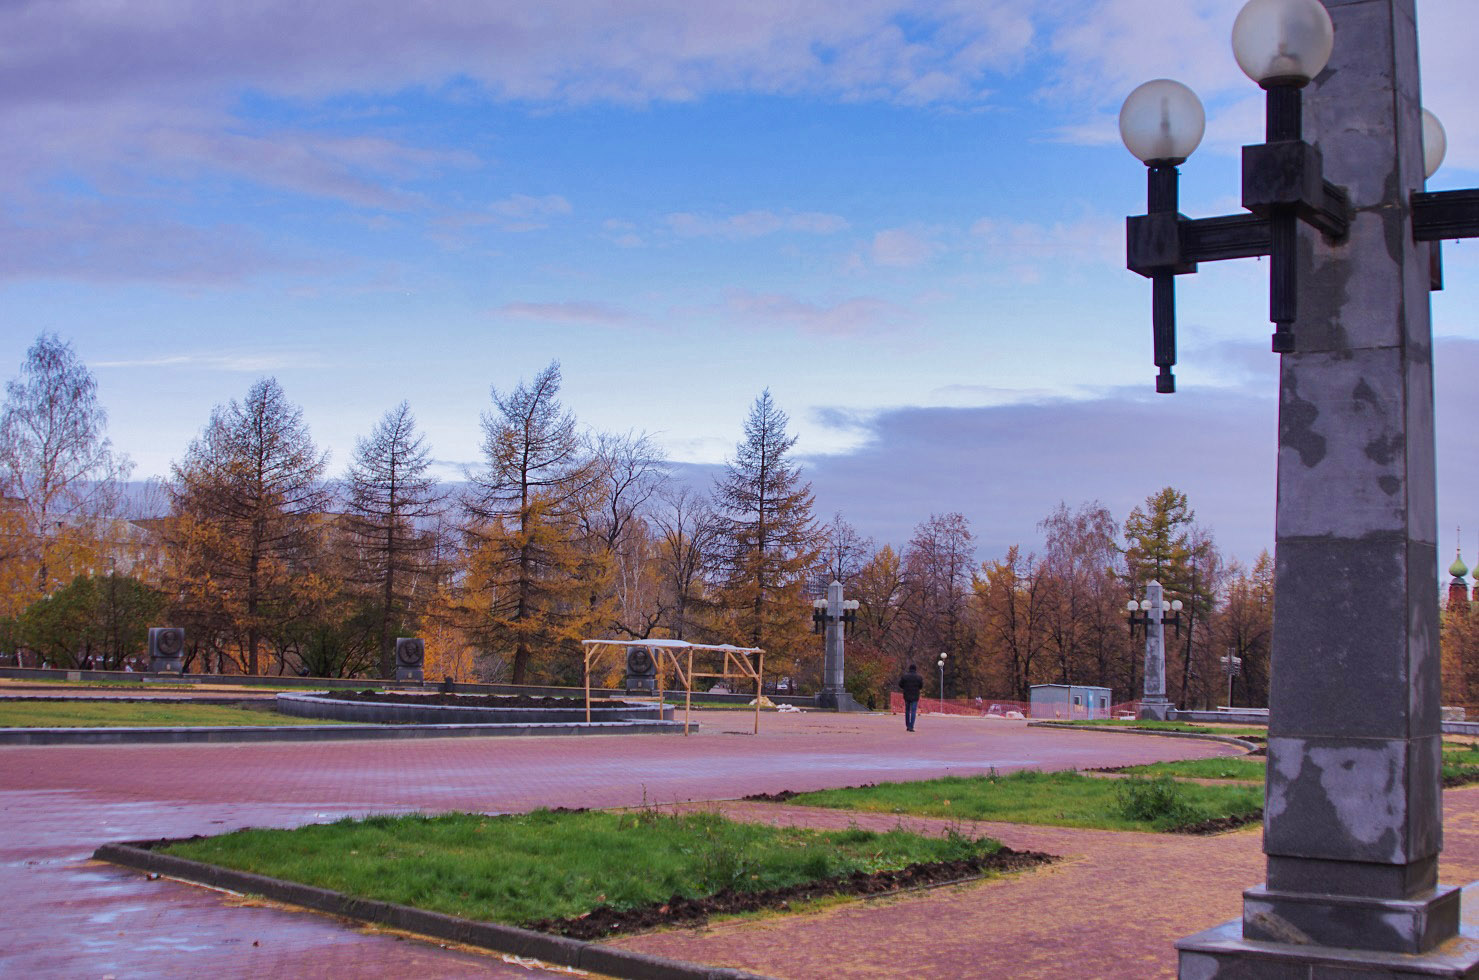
614, 794, 1479, 978
0, 712, 1273, 978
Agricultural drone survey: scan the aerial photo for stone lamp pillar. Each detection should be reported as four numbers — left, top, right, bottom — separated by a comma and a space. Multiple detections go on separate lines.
1128, 581, 1181, 721
813, 580, 865, 712
1178, 0, 1479, 973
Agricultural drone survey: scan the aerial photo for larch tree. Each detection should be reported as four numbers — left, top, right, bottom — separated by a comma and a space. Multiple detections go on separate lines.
463, 362, 597, 684
1123, 487, 1221, 706
0, 334, 132, 609
344, 401, 444, 679
169, 378, 329, 675
712, 390, 819, 681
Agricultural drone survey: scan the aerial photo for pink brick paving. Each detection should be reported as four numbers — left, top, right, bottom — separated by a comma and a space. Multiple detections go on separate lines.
0, 712, 1309, 978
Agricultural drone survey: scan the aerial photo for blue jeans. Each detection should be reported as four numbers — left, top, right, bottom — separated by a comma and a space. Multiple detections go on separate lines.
904, 699, 919, 730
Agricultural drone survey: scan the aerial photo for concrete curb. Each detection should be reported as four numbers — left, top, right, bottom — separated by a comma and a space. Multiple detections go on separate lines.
95, 841, 772, 980
1027, 722, 1260, 752
0, 719, 696, 746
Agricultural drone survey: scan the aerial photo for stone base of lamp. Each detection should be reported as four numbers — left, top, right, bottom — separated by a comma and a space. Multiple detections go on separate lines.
1177, 882, 1479, 978
1139, 698, 1173, 721
816, 688, 867, 712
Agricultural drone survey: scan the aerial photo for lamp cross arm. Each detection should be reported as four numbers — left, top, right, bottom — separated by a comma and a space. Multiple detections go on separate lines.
1412, 188, 1479, 242
1241, 140, 1351, 242
1128, 212, 1272, 277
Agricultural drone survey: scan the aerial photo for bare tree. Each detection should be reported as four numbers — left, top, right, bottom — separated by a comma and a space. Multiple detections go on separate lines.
820, 512, 873, 586
651, 484, 720, 640
345, 401, 444, 678
0, 334, 132, 594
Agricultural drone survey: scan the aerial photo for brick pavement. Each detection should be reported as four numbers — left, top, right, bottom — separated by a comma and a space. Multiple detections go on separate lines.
614, 794, 1479, 979
0, 713, 1257, 978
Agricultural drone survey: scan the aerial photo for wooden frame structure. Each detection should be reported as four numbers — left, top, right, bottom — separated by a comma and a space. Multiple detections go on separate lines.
580, 638, 765, 735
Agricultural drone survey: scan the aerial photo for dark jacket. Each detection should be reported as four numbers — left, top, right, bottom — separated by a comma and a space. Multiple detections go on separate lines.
899, 670, 925, 702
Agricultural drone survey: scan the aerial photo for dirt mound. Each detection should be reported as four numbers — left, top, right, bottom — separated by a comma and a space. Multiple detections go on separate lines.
526, 847, 1057, 939
1170, 811, 1262, 835
316, 690, 625, 709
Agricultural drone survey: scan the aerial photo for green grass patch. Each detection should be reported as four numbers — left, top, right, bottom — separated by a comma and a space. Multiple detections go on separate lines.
160, 808, 1003, 926
784, 769, 1262, 833
1118, 757, 1267, 781
1120, 750, 1479, 787
0, 701, 356, 728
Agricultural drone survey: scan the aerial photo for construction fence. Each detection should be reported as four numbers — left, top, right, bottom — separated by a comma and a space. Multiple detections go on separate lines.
889, 693, 1144, 720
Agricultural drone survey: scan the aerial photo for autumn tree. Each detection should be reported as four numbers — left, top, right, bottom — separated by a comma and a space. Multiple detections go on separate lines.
344, 402, 443, 678
712, 390, 819, 683
1123, 487, 1221, 707
1215, 550, 1274, 707
899, 513, 976, 697
976, 546, 1050, 701
1038, 501, 1123, 686
848, 543, 909, 707
0, 334, 132, 614
463, 362, 598, 684
169, 378, 329, 674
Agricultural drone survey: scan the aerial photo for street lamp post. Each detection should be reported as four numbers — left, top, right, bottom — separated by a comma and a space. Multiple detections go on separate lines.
811, 580, 864, 711
936, 653, 946, 712
1126, 580, 1182, 721
1121, 0, 1479, 973
1220, 648, 1242, 710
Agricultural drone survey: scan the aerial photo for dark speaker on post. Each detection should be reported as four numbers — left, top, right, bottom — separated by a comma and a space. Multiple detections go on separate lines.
395, 638, 425, 682
148, 627, 185, 673
624, 645, 657, 694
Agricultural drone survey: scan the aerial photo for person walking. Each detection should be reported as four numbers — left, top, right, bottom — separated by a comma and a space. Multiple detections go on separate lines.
899, 664, 924, 731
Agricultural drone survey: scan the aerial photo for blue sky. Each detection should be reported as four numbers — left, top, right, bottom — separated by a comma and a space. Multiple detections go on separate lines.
3, 0, 1478, 566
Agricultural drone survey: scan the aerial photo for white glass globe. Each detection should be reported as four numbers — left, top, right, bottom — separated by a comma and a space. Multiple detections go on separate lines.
1171, 599, 1184, 612
1120, 79, 1207, 164
1126, 600, 1139, 613
1232, 0, 1335, 86
1423, 108, 1447, 179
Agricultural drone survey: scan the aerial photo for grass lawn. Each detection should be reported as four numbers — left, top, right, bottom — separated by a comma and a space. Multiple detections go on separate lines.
1121, 749, 1479, 786
1117, 757, 1267, 781
0, 701, 356, 728
783, 769, 1263, 833
160, 808, 1005, 927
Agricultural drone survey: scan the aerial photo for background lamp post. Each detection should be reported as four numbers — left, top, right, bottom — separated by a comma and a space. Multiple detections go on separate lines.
1121, 0, 1479, 973
812, 583, 864, 711
1220, 649, 1242, 709
1126, 581, 1181, 721
936, 653, 946, 712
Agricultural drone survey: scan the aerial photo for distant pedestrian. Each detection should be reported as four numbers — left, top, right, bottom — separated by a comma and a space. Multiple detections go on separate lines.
899, 664, 924, 732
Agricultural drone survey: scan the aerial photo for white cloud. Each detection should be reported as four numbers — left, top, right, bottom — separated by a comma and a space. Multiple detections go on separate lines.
871, 225, 943, 268
665, 209, 849, 239
493, 301, 632, 325
725, 289, 905, 335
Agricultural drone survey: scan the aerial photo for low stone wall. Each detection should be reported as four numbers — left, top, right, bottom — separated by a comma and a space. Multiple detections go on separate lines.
0, 666, 814, 706
1169, 709, 1270, 726
274, 692, 675, 725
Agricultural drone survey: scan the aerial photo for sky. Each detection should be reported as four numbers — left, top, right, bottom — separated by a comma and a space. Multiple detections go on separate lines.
3, 0, 1478, 568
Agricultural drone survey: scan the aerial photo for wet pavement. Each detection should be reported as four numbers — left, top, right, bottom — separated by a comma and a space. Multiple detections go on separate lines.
0, 712, 1242, 978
